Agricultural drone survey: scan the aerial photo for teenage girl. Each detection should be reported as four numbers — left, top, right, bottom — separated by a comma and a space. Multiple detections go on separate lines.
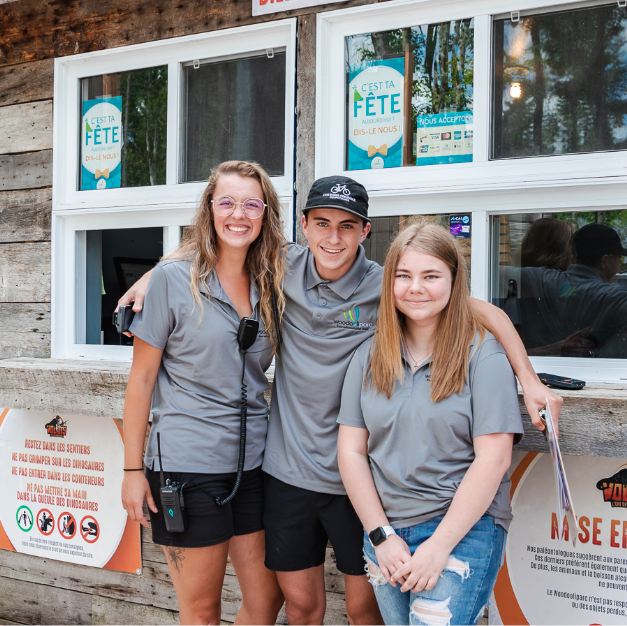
338, 222, 524, 625
121, 161, 285, 625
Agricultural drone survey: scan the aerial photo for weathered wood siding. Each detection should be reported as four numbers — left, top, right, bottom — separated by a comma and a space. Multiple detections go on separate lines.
0, 59, 54, 107
0, 53, 52, 357
0, 0, 376, 67
0, 101, 52, 154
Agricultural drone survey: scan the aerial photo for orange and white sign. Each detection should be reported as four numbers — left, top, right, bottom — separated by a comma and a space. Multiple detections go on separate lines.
0, 408, 140, 573
492, 451, 627, 624
252, 0, 347, 16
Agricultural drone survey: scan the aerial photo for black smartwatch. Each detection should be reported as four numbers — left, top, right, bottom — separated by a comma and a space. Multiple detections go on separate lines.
368, 525, 395, 546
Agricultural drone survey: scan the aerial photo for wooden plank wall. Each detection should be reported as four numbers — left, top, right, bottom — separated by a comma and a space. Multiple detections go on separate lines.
0, 54, 52, 359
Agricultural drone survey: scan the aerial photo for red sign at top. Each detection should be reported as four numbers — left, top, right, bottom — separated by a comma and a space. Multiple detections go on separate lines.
252, 0, 347, 16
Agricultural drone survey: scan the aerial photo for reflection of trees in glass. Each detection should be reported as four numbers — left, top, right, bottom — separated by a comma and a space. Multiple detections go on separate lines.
347, 21, 474, 132
495, 5, 627, 158
120, 66, 167, 187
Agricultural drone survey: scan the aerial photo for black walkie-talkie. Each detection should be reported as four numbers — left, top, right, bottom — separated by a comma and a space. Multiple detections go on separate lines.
157, 432, 186, 533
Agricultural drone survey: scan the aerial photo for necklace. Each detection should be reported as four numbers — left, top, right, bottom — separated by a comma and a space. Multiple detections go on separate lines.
404, 342, 431, 369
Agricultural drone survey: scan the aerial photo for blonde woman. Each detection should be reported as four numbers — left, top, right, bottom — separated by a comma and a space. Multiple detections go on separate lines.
337, 222, 524, 625
121, 161, 285, 625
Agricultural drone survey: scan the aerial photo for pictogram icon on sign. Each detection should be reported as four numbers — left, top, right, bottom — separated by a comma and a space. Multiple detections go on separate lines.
80, 515, 100, 543
37, 509, 54, 536
58, 512, 76, 539
16, 505, 33, 532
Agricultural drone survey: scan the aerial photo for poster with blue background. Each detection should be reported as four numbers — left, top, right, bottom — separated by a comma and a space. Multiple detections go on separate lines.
415, 111, 473, 166
81, 97, 123, 190
347, 57, 405, 170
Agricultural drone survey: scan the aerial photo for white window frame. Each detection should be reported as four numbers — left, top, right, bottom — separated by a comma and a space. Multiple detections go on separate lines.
316, 0, 627, 194
317, 0, 627, 381
52, 19, 296, 360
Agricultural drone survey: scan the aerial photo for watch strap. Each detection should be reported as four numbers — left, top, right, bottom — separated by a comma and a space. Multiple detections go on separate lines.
381, 525, 395, 538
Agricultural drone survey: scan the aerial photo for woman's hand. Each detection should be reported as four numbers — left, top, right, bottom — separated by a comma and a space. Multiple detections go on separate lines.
122, 471, 158, 528
373, 534, 412, 586
392, 536, 450, 593
116, 269, 153, 336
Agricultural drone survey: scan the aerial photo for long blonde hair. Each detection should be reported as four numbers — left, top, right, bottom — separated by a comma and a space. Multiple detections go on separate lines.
167, 161, 286, 349
367, 221, 494, 402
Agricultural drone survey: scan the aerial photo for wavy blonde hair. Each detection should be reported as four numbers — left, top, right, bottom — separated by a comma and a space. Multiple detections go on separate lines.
367, 221, 495, 402
167, 161, 286, 350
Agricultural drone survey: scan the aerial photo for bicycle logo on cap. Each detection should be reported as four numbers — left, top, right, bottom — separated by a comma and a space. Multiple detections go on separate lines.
330, 184, 351, 196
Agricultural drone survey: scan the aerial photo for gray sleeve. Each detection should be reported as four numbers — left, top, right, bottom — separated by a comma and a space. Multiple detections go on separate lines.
337, 347, 367, 429
470, 341, 524, 443
129, 265, 173, 350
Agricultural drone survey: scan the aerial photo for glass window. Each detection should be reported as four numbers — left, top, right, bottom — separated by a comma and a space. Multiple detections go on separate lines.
490, 211, 627, 358
363, 214, 472, 277
492, 4, 627, 159
80, 227, 162, 346
345, 20, 474, 171
80, 67, 168, 190
182, 50, 287, 182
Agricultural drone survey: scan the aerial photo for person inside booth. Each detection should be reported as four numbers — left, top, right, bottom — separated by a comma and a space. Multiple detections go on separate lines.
499, 220, 627, 358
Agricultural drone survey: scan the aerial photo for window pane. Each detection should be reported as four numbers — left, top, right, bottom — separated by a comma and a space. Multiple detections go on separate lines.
345, 20, 474, 171
492, 5, 627, 159
362, 214, 472, 280
490, 211, 627, 358
81, 227, 162, 346
80, 67, 168, 189
182, 50, 286, 182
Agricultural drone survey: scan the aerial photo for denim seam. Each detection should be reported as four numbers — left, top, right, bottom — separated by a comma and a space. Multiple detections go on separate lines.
467, 520, 497, 624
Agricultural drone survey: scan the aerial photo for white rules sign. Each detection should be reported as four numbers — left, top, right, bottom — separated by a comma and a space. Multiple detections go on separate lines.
252, 0, 347, 16
0, 409, 140, 573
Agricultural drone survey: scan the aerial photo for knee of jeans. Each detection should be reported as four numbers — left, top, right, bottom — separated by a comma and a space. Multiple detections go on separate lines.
410, 597, 453, 626
444, 555, 471, 580
363, 554, 387, 587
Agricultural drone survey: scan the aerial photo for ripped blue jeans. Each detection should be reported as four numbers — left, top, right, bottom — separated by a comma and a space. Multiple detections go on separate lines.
362, 514, 506, 626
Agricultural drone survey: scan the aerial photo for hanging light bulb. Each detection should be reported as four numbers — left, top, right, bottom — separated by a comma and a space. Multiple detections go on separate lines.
510, 82, 522, 99
504, 66, 528, 100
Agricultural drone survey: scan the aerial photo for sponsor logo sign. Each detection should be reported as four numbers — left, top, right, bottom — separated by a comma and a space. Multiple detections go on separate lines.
449, 214, 471, 239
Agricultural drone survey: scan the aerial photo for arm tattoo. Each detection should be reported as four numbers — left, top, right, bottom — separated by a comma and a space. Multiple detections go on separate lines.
165, 546, 186, 574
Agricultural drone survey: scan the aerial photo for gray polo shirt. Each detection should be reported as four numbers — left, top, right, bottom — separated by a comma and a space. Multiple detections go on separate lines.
337, 333, 524, 530
130, 259, 273, 473
262, 243, 383, 494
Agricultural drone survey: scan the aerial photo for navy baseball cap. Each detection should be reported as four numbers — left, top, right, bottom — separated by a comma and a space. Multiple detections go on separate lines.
574, 223, 627, 259
304, 176, 370, 222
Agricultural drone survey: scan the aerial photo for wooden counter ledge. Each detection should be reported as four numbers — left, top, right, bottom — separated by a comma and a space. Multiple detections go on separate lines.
0, 358, 625, 458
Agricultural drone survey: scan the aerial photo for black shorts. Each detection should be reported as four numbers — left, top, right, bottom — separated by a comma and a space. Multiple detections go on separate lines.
263, 473, 365, 575
146, 465, 264, 548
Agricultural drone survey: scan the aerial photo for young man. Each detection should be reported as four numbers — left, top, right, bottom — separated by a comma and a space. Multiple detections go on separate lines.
120, 175, 562, 625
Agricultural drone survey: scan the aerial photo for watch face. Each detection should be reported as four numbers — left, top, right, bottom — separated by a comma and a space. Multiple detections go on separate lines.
369, 527, 386, 546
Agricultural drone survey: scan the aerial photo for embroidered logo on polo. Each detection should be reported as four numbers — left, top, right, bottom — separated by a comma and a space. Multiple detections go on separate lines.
334, 305, 373, 331
323, 184, 357, 203
344, 306, 359, 326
